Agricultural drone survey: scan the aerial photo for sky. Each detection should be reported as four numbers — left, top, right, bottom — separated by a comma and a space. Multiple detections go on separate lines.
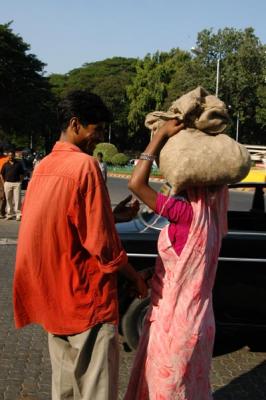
1, 0, 266, 75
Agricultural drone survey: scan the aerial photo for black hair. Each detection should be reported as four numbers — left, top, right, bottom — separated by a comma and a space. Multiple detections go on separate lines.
57, 89, 112, 132
97, 152, 103, 157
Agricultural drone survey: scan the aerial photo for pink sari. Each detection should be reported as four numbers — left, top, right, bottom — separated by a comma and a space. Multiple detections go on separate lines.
124, 186, 228, 400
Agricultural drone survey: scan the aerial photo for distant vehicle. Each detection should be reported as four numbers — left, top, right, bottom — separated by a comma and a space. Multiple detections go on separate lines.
128, 159, 158, 170
117, 182, 266, 350
128, 159, 138, 166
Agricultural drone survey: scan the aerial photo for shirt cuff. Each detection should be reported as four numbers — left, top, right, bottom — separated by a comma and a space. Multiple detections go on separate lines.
97, 250, 128, 274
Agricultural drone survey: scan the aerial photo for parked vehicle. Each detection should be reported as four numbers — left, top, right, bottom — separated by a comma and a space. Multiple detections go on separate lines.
128, 158, 158, 170
116, 182, 266, 350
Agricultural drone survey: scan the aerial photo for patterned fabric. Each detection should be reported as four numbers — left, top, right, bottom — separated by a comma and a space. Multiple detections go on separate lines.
124, 186, 228, 400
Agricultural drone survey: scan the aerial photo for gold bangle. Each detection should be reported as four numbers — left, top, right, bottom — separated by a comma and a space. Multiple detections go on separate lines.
139, 153, 156, 161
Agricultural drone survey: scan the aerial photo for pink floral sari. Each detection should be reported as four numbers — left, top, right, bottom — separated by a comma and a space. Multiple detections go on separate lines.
124, 186, 228, 400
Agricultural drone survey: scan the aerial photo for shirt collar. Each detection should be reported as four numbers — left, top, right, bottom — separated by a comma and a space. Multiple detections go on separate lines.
52, 141, 83, 153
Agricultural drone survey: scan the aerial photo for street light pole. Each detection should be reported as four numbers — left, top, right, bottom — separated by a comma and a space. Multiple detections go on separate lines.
191, 46, 220, 97
215, 56, 220, 97
108, 124, 111, 143
236, 111, 240, 142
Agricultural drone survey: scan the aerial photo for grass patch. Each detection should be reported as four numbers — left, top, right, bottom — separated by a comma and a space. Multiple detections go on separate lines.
108, 165, 162, 177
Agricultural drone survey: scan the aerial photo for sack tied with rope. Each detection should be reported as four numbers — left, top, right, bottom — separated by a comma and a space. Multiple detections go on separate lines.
145, 86, 251, 194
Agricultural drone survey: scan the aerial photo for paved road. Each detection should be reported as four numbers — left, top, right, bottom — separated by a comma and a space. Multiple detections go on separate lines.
0, 179, 266, 399
107, 176, 266, 211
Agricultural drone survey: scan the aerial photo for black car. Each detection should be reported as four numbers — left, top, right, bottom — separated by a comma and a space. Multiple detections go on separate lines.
116, 182, 266, 350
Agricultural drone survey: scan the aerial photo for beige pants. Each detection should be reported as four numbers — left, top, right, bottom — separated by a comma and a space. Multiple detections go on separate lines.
4, 181, 21, 218
48, 323, 119, 400
0, 180, 6, 216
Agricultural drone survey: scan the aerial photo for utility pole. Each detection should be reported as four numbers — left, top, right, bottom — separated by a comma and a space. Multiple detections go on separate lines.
108, 124, 111, 143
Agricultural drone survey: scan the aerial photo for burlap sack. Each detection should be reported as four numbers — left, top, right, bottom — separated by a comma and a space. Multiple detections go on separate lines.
145, 86, 229, 136
159, 128, 251, 193
145, 87, 251, 193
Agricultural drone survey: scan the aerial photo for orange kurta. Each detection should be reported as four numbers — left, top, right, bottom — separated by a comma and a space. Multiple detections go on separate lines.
13, 142, 127, 334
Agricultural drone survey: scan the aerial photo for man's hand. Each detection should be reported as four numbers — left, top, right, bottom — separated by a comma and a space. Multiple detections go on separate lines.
113, 194, 140, 223
118, 263, 148, 299
132, 274, 148, 299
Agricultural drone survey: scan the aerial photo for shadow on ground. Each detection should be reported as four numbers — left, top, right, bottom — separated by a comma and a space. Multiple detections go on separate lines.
213, 360, 266, 400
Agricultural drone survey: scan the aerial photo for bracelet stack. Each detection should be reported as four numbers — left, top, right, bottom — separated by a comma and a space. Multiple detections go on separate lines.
139, 153, 156, 161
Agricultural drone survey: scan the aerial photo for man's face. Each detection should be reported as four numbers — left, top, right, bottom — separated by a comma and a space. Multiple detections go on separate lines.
77, 122, 105, 154
8, 152, 15, 161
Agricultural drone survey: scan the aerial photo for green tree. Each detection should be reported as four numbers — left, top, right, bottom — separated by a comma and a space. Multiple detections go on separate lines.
0, 22, 56, 151
190, 27, 266, 143
49, 57, 137, 150
93, 142, 118, 163
126, 49, 191, 147
111, 152, 129, 165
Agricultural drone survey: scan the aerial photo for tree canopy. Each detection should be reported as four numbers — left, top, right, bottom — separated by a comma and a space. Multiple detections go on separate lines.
0, 22, 56, 151
1, 23, 265, 152
126, 27, 266, 144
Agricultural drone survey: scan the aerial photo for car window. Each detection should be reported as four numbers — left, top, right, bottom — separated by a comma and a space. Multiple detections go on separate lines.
228, 187, 266, 211
155, 183, 266, 212
139, 207, 168, 230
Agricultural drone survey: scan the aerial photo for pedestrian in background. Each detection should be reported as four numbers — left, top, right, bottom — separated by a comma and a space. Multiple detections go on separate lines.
13, 90, 147, 400
1, 150, 24, 221
0, 146, 9, 218
97, 151, 108, 182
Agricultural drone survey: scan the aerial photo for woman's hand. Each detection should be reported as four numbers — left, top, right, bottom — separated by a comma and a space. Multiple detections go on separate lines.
127, 119, 184, 212
157, 119, 184, 139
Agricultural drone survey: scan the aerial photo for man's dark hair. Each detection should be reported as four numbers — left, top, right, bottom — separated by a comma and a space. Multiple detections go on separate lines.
57, 90, 112, 131
97, 152, 103, 157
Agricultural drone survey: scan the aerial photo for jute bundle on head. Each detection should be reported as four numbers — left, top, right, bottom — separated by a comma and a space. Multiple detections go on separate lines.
145, 87, 251, 193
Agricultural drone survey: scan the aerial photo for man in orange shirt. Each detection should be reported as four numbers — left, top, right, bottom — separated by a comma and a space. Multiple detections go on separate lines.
0, 146, 9, 218
13, 90, 147, 400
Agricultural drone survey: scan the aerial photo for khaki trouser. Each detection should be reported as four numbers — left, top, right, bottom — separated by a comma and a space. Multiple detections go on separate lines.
4, 181, 21, 218
48, 323, 119, 400
0, 180, 6, 216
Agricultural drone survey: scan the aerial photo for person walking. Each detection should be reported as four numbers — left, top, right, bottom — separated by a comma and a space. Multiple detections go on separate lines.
97, 151, 108, 182
124, 119, 228, 400
13, 90, 147, 400
1, 150, 24, 220
0, 146, 9, 218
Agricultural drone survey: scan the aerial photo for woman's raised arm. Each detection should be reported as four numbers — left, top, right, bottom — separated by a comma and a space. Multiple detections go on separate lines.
128, 119, 184, 211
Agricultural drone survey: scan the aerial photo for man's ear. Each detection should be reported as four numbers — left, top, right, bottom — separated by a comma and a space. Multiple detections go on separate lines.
69, 117, 80, 134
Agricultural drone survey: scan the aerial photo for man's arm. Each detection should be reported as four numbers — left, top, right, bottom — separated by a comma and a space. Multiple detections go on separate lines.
118, 262, 148, 299
1, 164, 6, 183
19, 162, 25, 182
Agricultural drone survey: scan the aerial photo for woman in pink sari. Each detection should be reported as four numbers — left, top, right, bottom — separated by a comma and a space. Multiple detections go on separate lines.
124, 120, 228, 400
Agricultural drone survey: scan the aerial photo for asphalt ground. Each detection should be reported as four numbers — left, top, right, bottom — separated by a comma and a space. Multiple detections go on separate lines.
0, 185, 266, 399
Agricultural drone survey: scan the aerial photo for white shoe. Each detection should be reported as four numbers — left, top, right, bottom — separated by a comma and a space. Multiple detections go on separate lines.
16, 216, 21, 221
5, 215, 13, 220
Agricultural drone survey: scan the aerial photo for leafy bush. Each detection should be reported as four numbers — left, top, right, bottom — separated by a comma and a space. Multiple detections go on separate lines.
93, 142, 118, 163
111, 153, 129, 166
